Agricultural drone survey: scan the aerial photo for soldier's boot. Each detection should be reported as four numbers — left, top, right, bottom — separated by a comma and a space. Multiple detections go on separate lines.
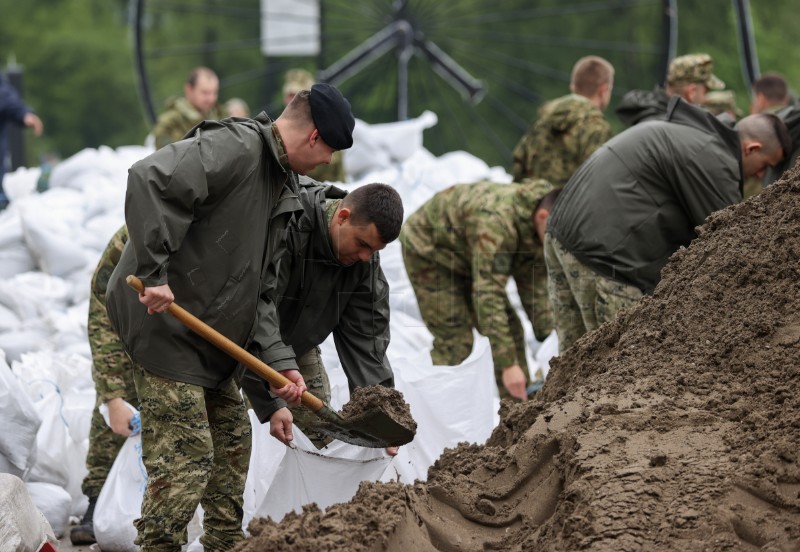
69, 495, 98, 545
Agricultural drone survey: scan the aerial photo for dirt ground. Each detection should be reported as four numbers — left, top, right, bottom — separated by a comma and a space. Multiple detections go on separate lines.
234, 168, 800, 552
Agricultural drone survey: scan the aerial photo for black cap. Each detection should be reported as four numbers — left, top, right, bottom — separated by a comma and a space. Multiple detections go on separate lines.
309, 83, 355, 150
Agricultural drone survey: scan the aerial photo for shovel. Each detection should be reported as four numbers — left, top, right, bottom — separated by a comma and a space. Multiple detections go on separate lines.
126, 275, 415, 448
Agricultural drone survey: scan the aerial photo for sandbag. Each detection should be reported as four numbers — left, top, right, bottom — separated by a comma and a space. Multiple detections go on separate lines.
0, 473, 57, 552
0, 354, 41, 476
25, 481, 71, 539
93, 428, 146, 552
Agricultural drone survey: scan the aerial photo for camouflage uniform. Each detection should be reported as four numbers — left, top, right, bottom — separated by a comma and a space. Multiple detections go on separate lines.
617, 53, 725, 128
82, 225, 137, 499
133, 365, 251, 551
512, 94, 612, 186
307, 150, 346, 182
544, 234, 642, 353
400, 180, 553, 398
152, 96, 226, 150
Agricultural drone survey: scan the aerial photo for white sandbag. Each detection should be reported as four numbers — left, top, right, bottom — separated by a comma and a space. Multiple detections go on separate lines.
25, 481, 71, 539
0, 272, 71, 321
1, 166, 40, 202
249, 429, 391, 524
19, 193, 89, 277
0, 327, 52, 365
535, 331, 559, 380
0, 302, 21, 333
24, 382, 71, 489
94, 429, 146, 552
0, 474, 57, 552
0, 244, 37, 278
0, 353, 41, 476
242, 409, 287, 530
385, 333, 498, 483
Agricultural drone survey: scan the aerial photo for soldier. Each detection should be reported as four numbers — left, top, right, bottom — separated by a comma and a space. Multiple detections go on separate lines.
224, 97, 250, 119
0, 73, 43, 210
616, 53, 725, 127
70, 225, 136, 546
703, 90, 742, 124
283, 68, 346, 182
241, 181, 403, 455
105, 84, 356, 551
750, 73, 800, 187
400, 179, 560, 400
546, 97, 790, 353
512, 56, 614, 187
151, 66, 226, 150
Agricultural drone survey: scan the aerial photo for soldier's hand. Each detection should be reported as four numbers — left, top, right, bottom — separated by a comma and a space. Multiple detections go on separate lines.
270, 369, 306, 407
502, 364, 528, 401
385, 446, 399, 456
107, 397, 134, 437
138, 284, 175, 314
269, 407, 294, 446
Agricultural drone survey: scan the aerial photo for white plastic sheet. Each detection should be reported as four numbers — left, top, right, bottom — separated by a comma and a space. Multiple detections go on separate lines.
0, 352, 41, 476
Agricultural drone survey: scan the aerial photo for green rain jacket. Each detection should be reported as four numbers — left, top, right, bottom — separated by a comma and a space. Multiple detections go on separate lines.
106, 112, 303, 388
242, 180, 394, 421
548, 97, 742, 294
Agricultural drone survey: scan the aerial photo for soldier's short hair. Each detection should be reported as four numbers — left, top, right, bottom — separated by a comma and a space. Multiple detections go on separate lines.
570, 56, 614, 97
344, 183, 404, 243
735, 113, 792, 157
281, 89, 313, 125
752, 73, 789, 104
186, 66, 218, 88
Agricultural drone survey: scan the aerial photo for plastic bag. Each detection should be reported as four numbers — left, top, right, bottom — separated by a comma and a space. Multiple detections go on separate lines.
93, 428, 146, 552
0, 353, 41, 476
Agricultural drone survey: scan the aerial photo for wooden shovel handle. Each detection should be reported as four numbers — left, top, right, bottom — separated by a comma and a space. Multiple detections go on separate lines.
126, 275, 325, 412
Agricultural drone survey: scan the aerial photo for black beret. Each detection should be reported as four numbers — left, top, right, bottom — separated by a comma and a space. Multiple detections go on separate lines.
309, 83, 355, 150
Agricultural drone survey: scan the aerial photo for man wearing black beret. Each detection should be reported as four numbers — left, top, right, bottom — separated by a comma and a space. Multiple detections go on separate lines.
105, 82, 356, 551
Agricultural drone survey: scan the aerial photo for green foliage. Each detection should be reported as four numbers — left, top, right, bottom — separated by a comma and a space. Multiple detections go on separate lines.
1, 0, 798, 169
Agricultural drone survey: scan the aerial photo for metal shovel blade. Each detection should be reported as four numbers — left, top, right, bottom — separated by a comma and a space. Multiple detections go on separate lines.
309, 404, 416, 448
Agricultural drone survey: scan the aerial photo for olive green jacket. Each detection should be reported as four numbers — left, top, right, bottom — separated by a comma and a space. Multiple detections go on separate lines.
106, 112, 303, 388
242, 180, 394, 421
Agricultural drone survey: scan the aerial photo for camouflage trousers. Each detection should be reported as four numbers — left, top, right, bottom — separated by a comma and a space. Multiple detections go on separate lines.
402, 247, 526, 399
288, 347, 334, 449
133, 365, 251, 552
81, 381, 137, 498
544, 234, 642, 354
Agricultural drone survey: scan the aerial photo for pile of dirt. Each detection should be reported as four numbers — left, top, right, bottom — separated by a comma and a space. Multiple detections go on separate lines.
235, 169, 800, 551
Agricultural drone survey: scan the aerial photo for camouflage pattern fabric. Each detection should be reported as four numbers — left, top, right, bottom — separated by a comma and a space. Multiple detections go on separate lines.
400, 180, 553, 397
133, 365, 251, 551
667, 53, 724, 90
306, 150, 345, 182
82, 225, 137, 498
286, 347, 333, 449
152, 97, 226, 150
544, 233, 642, 353
512, 94, 612, 186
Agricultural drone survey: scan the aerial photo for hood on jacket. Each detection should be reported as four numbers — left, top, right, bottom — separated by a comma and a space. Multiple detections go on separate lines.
615, 88, 669, 127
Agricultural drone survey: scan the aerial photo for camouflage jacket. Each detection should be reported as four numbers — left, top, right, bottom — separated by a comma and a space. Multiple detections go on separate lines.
89, 225, 129, 401
152, 96, 226, 150
512, 94, 612, 186
615, 87, 670, 127
400, 179, 554, 370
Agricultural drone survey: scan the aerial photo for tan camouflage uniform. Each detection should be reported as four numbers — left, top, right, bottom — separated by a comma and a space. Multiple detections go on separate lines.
82, 225, 137, 499
544, 233, 642, 353
400, 180, 553, 397
152, 97, 226, 150
512, 94, 612, 186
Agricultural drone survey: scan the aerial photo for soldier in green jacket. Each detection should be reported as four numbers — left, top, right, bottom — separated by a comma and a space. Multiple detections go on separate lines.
546, 98, 790, 353
400, 179, 560, 401
750, 73, 800, 187
616, 53, 725, 128
70, 225, 136, 546
512, 56, 614, 187
151, 66, 226, 150
240, 181, 403, 453
106, 84, 355, 552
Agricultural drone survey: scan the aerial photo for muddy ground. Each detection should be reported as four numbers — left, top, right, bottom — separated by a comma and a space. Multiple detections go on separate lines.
234, 167, 800, 552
